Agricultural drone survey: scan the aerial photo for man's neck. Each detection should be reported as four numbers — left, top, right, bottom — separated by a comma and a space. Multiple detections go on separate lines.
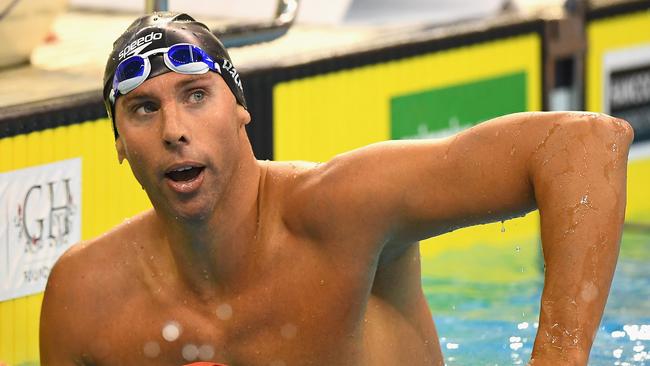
157, 152, 265, 298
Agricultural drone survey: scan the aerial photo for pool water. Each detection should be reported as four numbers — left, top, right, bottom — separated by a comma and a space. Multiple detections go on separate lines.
423, 230, 650, 365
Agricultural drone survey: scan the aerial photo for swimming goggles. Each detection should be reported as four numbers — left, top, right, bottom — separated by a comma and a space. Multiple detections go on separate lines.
109, 43, 223, 104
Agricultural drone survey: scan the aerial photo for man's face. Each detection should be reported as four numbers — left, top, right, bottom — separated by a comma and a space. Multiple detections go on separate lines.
114, 71, 251, 221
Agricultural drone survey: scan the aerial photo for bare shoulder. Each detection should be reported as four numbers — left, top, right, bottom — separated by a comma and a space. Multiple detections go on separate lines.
40, 210, 157, 362
259, 160, 344, 238
260, 151, 398, 242
259, 159, 321, 203
46, 209, 157, 290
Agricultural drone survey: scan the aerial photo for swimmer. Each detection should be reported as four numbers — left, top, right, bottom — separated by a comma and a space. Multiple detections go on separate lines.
40, 12, 634, 366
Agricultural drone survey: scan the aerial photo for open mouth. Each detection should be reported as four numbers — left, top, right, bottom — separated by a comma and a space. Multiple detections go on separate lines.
165, 166, 205, 182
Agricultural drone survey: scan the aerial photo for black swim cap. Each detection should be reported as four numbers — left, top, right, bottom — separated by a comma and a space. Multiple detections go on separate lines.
103, 12, 247, 138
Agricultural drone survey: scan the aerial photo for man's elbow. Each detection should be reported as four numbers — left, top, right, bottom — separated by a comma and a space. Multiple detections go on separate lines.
573, 112, 634, 148
528, 112, 634, 189
615, 116, 634, 145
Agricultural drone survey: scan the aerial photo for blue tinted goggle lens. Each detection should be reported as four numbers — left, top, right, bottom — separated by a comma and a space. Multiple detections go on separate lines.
167, 44, 207, 66
117, 57, 146, 81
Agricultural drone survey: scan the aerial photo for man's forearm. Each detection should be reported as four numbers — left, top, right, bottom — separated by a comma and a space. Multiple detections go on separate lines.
528, 114, 633, 365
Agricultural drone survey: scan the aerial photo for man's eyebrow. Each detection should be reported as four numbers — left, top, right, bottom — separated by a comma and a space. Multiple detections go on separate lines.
121, 91, 156, 105
175, 74, 213, 89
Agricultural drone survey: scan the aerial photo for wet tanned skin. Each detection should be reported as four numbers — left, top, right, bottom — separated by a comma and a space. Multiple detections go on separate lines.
40, 71, 633, 366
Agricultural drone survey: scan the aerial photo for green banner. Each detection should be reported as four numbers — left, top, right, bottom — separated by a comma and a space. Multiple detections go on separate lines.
391, 72, 527, 139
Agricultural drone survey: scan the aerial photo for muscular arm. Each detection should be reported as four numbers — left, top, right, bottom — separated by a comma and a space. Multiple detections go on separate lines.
527, 114, 631, 365
294, 111, 633, 364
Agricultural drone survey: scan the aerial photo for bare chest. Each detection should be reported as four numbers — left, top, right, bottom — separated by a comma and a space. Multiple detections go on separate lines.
88, 243, 375, 366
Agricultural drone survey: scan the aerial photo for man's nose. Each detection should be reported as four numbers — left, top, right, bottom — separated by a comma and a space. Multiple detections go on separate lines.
160, 103, 190, 147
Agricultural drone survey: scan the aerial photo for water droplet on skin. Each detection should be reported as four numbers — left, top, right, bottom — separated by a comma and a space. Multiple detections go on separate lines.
216, 303, 233, 320
281, 323, 298, 339
580, 282, 598, 302
162, 321, 181, 342
143, 341, 161, 358
319, 279, 325, 286
198, 344, 215, 360
182, 344, 199, 361
580, 195, 589, 205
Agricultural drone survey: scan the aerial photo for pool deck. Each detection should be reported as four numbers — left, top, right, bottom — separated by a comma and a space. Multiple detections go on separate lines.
0, 4, 558, 111
0, 1, 641, 119
0, 10, 388, 109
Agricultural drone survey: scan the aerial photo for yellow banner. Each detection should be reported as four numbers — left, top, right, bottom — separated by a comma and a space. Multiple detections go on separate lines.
0, 119, 151, 365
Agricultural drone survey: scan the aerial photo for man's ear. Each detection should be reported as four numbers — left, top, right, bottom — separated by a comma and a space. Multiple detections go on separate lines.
116, 137, 126, 164
237, 105, 251, 126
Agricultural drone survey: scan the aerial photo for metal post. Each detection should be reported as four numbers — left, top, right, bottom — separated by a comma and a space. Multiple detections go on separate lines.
145, 0, 168, 13
543, 0, 587, 111
214, 0, 299, 48
275, 0, 299, 25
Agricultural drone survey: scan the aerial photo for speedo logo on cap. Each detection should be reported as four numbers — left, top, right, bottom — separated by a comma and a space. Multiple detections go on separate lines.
119, 32, 163, 60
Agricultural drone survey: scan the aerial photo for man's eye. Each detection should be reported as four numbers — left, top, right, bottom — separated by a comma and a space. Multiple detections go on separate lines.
189, 90, 205, 103
135, 102, 158, 115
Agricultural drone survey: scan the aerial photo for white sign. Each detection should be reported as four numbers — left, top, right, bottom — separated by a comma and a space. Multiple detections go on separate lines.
0, 158, 81, 302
